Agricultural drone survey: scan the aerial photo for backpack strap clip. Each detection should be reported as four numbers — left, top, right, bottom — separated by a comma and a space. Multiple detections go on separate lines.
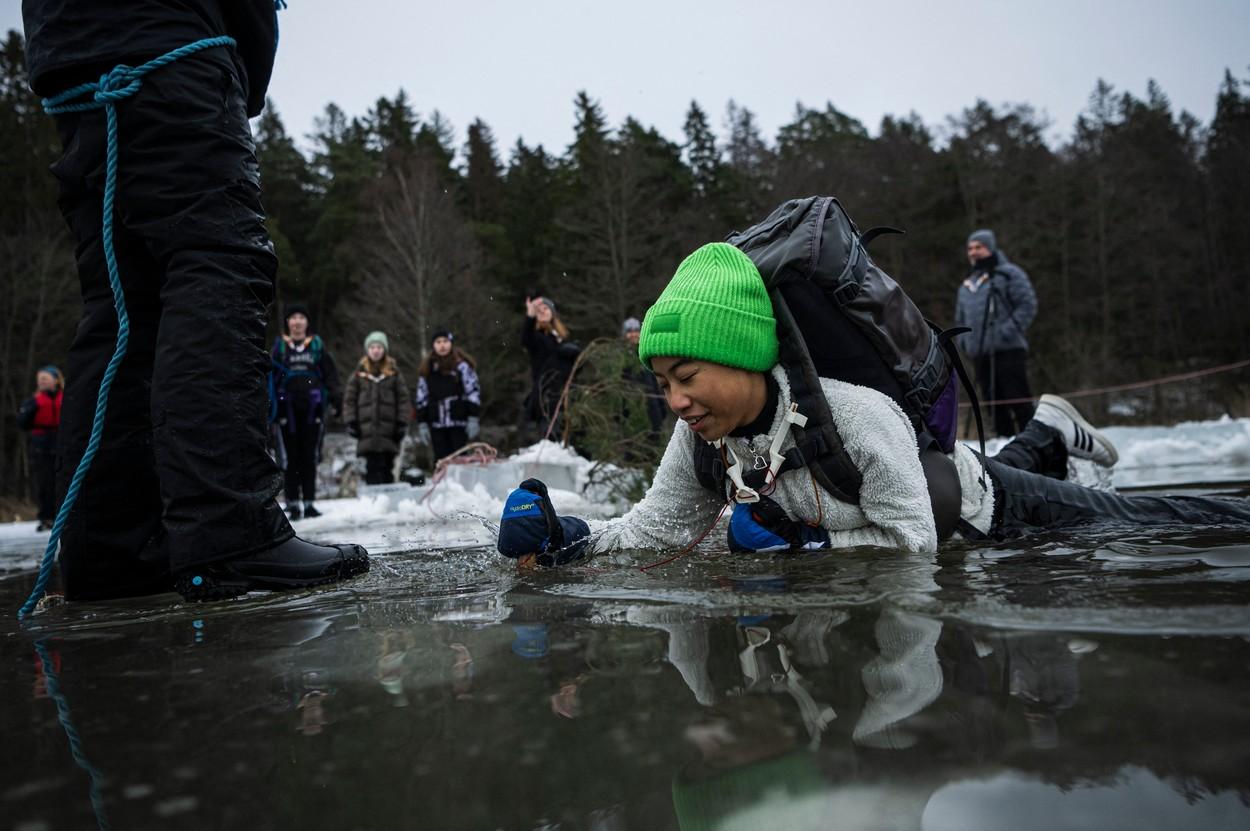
904, 385, 931, 413
831, 278, 861, 308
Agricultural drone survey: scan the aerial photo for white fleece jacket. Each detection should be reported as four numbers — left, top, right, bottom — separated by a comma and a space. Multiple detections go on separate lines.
587, 366, 994, 555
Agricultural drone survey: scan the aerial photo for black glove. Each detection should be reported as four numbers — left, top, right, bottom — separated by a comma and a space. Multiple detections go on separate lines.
727, 495, 830, 553
497, 478, 590, 566
347, 421, 361, 439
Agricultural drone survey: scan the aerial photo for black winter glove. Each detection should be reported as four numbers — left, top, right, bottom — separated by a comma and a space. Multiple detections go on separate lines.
347, 421, 361, 439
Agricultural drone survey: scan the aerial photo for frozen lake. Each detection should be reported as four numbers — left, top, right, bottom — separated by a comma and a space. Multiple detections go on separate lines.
2, 419, 1249, 830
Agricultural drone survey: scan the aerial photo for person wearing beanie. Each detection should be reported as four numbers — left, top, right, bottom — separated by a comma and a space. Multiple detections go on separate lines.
343, 331, 410, 484
496, 241, 1250, 567
19, 2, 368, 604
17, 366, 65, 531
520, 294, 580, 440
270, 304, 344, 518
415, 328, 482, 462
955, 228, 1039, 437
621, 316, 666, 433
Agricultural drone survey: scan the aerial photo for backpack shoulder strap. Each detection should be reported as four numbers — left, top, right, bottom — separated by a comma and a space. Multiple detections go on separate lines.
692, 438, 726, 497
771, 287, 863, 504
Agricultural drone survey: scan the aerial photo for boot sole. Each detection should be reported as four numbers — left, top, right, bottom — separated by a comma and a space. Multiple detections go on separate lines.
1038, 394, 1119, 466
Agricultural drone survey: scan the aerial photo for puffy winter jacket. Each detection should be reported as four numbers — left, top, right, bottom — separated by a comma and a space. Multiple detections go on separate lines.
343, 356, 410, 454
22, 0, 278, 117
953, 252, 1038, 359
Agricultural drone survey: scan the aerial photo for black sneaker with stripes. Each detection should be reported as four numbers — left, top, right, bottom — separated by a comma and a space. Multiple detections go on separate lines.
1031, 394, 1119, 467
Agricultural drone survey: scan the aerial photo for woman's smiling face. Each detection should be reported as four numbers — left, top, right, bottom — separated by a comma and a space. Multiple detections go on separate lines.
650, 356, 767, 441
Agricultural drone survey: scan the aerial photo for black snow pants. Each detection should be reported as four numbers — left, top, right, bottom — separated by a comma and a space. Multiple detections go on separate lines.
977, 349, 1035, 437
431, 427, 468, 462
281, 416, 322, 504
987, 422, 1250, 535
50, 47, 290, 600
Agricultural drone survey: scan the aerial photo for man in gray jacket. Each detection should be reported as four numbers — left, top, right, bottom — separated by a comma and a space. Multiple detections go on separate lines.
955, 229, 1039, 436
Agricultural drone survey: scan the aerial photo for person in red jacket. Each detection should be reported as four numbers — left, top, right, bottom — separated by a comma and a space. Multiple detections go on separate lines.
17, 366, 64, 531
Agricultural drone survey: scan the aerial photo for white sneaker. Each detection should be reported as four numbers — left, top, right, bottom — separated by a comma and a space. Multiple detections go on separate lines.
1032, 394, 1119, 467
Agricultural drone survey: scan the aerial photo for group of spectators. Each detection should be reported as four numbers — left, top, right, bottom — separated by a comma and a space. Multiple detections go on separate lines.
268, 305, 482, 519
19, 227, 1037, 528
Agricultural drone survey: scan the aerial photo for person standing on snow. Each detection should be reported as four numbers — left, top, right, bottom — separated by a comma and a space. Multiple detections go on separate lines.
271, 304, 343, 519
21, 0, 367, 601
955, 229, 1039, 437
520, 295, 579, 439
621, 316, 667, 434
414, 328, 481, 462
344, 331, 410, 485
17, 366, 64, 532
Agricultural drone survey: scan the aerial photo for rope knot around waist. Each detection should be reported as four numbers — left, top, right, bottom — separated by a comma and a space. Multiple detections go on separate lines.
42, 35, 236, 114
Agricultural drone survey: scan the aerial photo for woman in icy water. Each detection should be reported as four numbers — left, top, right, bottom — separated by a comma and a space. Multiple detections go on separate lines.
497, 243, 1250, 566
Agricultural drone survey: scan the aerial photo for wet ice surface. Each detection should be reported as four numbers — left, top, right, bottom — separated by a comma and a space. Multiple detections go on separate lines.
2, 422, 1250, 830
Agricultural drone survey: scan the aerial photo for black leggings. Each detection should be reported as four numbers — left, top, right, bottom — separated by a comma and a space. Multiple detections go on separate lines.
431, 427, 467, 462
281, 417, 322, 504
987, 422, 1250, 535
30, 444, 57, 522
362, 452, 396, 484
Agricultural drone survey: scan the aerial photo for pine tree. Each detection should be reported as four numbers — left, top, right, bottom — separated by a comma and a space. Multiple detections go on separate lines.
463, 118, 504, 223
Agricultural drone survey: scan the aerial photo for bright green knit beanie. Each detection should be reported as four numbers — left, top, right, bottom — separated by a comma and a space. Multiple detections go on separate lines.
638, 242, 777, 372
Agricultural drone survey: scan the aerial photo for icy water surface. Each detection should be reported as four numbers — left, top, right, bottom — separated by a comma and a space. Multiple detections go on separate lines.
3, 485, 1250, 829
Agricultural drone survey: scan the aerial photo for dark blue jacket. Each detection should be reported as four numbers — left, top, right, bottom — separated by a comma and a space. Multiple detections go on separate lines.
954, 252, 1038, 358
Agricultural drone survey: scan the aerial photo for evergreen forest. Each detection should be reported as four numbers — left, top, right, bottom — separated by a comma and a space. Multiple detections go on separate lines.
2, 29, 1249, 504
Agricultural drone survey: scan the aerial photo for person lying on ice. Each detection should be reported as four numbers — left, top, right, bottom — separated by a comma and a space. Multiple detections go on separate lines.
497, 243, 1250, 566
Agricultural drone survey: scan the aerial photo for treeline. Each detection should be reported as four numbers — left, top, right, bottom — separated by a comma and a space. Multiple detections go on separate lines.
2, 25, 1249, 501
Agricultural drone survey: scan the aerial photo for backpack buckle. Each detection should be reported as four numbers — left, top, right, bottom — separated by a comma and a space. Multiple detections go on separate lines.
905, 386, 931, 413
831, 279, 860, 308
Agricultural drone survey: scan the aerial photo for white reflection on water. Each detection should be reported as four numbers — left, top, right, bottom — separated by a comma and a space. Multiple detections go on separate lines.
923, 765, 1250, 831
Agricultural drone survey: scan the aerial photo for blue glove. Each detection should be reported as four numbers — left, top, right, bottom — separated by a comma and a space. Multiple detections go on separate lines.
497, 478, 590, 566
727, 496, 830, 553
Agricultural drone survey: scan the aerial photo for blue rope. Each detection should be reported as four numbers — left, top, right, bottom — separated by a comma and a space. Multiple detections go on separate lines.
35, 639, 111, 830
17, 36, 237, 621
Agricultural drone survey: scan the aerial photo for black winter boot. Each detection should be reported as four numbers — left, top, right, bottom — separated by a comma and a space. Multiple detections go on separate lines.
302, 503, 322, 518
285, 503, 302, 520
174, 537, 369, 601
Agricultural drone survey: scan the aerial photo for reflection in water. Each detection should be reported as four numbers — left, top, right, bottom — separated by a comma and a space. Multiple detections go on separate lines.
3, 532, 1250, 829
32, 639, 111, 831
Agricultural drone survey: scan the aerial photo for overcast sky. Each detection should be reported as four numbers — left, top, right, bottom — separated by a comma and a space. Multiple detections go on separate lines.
4, 0, 1247, 159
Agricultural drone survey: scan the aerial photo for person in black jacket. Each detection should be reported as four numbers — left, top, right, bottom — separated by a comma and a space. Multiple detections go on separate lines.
21, 0, 367, 602
271, 304, 343, 518
621, 317, 666, 434
520, 295, 579, 440
414, 329, 482, 462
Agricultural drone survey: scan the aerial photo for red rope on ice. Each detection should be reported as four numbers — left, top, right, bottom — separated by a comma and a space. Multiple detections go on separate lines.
960, 357, 1250, 408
